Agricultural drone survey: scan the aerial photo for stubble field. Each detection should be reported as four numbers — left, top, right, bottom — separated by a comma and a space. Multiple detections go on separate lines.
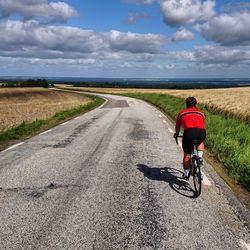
0, 88, 91, 131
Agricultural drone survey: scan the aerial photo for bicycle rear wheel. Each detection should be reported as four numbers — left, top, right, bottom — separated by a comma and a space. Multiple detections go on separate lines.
191, 156, 202, 197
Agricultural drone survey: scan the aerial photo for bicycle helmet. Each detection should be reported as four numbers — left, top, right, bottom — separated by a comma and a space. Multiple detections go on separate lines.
185, 96, 197, 107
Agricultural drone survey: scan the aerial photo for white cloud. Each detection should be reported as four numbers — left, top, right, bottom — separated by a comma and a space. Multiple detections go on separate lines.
196, 11, 250, 46
0, 1, 249, 77
105, 30, 166, 54
163, 50, 195, 61
201, 0, 216, 20
120, 62, 132, 68
193, 45, 250, 64
0, 0, 77, 23
0, 20, 105, 58
0, 21, 166, 60
157, 64, 176, 69
162, 45, 250, 66
160, 0, 216, 27
172, 27, 194, 41
123, 0, 155, 5
125, 12, 151, 24
221, 2, 250, 12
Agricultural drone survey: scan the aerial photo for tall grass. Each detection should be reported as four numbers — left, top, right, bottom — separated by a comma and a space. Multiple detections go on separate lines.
0, 95, 104, 146
124, 93, 250, 191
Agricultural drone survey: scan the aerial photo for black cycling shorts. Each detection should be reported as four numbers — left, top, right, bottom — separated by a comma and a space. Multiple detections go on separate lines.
182, 128, 206, 154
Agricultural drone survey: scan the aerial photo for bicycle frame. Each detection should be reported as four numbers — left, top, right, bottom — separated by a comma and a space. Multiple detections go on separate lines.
175, 135, 202, 197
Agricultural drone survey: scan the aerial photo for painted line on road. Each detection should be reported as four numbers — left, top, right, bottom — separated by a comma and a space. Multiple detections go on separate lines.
201, 171, 212, 186
74, 117, 81, 120
158, 114, 162, 118
61, 121, 69, 126
163, 120, 167, 124
3, 142, 24, 152
39, 129, 52, 136
168, 127, 174, 133
239, 240, 250, 250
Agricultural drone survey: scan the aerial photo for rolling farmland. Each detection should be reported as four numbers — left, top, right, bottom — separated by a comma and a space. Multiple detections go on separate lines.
63, 86, 250, 122
0, 88, 91, 131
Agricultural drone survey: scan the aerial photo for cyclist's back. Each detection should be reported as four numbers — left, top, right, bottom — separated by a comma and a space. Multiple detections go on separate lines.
176, 107, 205, 131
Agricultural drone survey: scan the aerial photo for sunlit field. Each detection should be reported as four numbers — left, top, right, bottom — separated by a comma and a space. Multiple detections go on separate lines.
0, 88, 91, 131
61, 86, 250, 123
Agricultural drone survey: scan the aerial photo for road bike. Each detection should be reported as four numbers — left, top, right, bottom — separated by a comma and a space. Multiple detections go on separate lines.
175, 135, 202, 197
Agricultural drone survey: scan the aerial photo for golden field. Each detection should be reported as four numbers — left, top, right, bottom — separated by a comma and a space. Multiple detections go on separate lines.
0, 88, 91, 131
61, 86, 250, 122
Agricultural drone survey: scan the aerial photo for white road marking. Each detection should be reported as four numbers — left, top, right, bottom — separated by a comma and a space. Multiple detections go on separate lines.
74, 117, 81, 120
201, 171, 212, 186
3, 142, 24, 152
158, 114, 162, 118
168, 128, 174, 133
239, 240, 250, 250
40, 129, 52, 136
61, 121, 69, 126
163, 120, 167, 123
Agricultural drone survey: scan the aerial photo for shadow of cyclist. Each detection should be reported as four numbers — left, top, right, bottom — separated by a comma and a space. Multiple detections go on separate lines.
137, 164, 197, 198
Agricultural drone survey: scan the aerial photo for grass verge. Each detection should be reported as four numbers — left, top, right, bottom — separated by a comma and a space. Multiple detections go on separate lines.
123, 93, 250, 192
0, 94, 104, 150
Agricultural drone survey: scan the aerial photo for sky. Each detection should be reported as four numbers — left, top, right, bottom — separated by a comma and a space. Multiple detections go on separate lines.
0, 0, 250, 78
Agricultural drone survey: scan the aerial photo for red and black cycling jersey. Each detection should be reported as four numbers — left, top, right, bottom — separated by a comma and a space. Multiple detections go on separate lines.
176, 107, 205, 131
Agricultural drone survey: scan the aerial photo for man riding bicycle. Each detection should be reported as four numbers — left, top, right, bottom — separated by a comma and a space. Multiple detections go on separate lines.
174, 97, 206, 179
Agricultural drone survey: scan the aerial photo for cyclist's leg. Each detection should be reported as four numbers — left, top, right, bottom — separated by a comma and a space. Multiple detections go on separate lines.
195, 129, 206, 160
197, 142, 204, 151
183, 153, 191, 169
182, 130, 193, 177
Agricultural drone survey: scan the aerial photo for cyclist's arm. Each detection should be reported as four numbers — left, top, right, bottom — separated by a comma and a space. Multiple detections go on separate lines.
175, 124, 180, 136
175, 115, 181, 137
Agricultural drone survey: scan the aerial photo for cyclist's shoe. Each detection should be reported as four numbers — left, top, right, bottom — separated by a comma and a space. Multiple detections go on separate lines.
182, 173, 188, 180
182, 169, 190, 180
198, 157, 204, 165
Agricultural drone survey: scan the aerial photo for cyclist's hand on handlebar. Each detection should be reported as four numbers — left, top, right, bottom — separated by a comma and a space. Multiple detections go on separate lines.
173, 133, 178, 139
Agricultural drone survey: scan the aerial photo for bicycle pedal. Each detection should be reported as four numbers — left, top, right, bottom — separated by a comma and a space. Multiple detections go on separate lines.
182, 173, 189, 180
198, 158, 204, 165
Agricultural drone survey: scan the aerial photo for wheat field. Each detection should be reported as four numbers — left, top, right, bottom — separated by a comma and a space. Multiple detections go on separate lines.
0, 88, 91, 131
63, 86, 250, 122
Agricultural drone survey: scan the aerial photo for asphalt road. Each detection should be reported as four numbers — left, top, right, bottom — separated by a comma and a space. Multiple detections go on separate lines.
0, 93, 249, 250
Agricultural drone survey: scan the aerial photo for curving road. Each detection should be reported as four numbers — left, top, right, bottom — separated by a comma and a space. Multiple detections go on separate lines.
0, 93, 249, 250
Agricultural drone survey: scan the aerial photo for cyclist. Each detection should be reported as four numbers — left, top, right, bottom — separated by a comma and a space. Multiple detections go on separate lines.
174, 97, 206, 179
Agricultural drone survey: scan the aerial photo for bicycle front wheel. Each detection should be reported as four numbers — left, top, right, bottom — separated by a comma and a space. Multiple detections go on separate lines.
192, 156, 202, 197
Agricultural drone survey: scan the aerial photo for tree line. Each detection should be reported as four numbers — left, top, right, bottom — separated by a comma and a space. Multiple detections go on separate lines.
0, 79, 54, 88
